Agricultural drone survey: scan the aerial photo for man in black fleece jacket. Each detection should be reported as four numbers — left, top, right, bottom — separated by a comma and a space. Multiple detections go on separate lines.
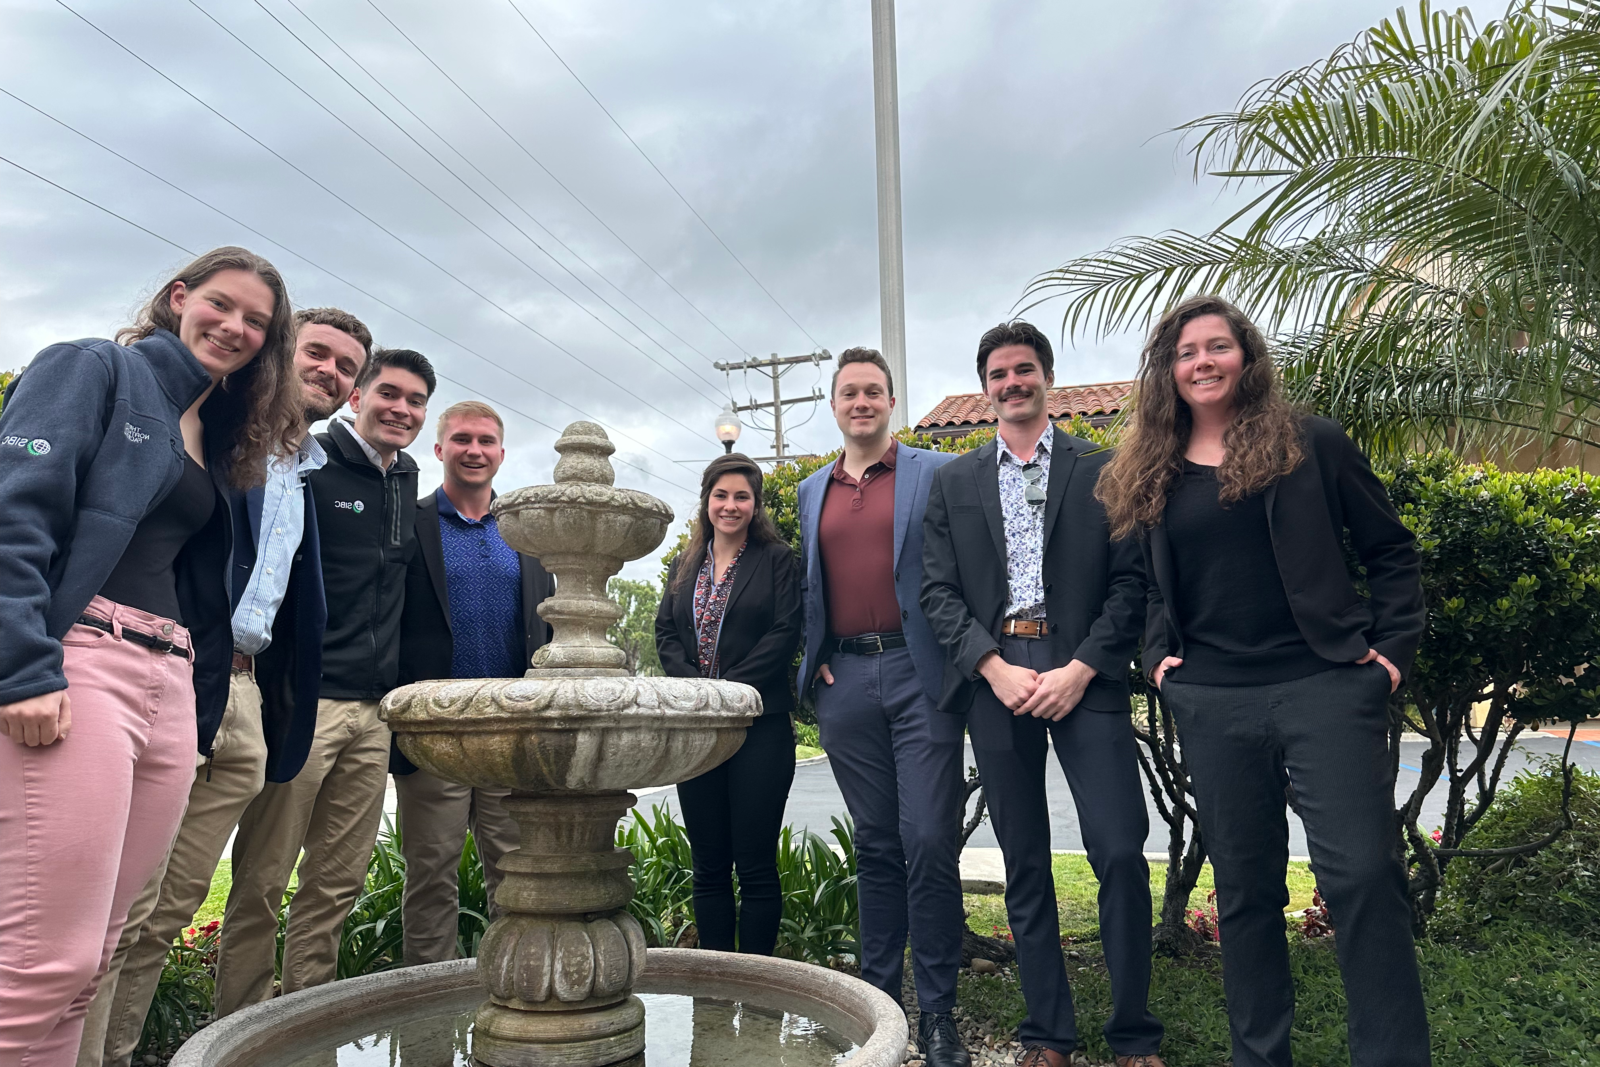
215, 348, 434, 1014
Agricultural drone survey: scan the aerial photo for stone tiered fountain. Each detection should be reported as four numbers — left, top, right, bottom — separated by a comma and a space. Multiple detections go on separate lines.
381, 422, 760, 1066
171, 421, 906, 1067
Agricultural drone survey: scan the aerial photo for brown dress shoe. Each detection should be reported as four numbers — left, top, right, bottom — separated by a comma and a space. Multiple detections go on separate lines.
1014, 1046, 1083, 1067
1115, 1055, 1168, 1067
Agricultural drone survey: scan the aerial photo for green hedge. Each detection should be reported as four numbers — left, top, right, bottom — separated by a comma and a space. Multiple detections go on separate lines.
1434, 762, 1600, 938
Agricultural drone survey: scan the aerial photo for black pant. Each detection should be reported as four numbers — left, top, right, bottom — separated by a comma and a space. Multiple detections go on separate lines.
1163, 664, 1430, 1067
675, 712, 796, 955
968, 637, 1163, 1057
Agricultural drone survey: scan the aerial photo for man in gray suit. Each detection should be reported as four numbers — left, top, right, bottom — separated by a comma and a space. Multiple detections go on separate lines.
797, 348, 967, 1067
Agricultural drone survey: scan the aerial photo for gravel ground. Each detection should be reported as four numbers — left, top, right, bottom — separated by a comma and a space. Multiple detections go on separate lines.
901, 961, 1109, 1067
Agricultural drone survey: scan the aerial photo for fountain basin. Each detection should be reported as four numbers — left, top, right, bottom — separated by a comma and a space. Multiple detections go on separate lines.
382, 676, 761, 792
169, 951, 909, 1067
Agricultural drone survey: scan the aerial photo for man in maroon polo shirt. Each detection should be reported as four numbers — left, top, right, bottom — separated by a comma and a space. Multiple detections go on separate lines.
795, 348, 967, 1067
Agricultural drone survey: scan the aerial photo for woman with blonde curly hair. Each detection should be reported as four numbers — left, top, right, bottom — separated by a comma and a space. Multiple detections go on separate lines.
0, 246, 301, 1063
1099, 295, 1430, 1067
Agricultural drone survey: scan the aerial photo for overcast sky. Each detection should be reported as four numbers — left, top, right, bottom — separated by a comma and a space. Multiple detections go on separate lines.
0, 0, 1494, 576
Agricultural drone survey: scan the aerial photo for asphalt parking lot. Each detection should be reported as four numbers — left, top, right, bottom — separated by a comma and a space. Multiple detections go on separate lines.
630, 731, 1600, 861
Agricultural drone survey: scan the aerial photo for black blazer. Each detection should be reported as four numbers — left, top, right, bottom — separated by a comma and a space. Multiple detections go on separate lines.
391, 488, 555, 773
1142, 415, 1425, 681
656, 538, 802, 719
920, 427, 1146, 716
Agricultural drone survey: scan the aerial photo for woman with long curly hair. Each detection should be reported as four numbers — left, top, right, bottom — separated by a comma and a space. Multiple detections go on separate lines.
1099, 295, 1430, 1067
655, 453, 802, 955
0, 247, 302, 1062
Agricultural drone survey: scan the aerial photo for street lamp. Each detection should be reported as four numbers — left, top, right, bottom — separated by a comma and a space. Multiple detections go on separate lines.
715, 404, 742, 454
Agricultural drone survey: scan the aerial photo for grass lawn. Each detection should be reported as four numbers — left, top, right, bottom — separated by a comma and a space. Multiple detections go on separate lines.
963, 854, 1319, 942
195, 851, 1317, 936
954, 856, 1597, 1066
194, 860, 232, 926
188, 843, 1598, 1066
956, 925, 1600, 1066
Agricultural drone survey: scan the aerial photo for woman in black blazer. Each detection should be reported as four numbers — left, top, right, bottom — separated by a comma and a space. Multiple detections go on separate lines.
1096, 296, 1429, 1067
656, 453, 802, 955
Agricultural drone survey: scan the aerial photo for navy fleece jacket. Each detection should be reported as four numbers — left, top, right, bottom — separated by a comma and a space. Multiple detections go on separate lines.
0, 329, 236, 752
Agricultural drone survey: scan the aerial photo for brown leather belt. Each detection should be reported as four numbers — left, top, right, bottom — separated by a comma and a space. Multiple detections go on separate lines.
1001, 618, 1049, 639
231, 651, 254, 674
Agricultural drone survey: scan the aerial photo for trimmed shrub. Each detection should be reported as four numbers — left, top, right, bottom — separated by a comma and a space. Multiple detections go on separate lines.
1434, 761, 1600, 938
1380, 456, 1600, 926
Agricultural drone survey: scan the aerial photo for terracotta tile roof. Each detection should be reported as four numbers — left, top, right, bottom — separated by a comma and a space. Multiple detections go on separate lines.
916, 380, 1134, 431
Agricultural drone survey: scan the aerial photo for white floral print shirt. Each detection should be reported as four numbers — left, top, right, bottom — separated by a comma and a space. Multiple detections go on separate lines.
996, 427, 1052, 620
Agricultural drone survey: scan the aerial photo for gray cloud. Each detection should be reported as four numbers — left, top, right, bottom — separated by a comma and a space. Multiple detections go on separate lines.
0, 0, 1495, 575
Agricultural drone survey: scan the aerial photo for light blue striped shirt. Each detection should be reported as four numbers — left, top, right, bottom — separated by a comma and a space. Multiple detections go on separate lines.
230, 437, 328, 655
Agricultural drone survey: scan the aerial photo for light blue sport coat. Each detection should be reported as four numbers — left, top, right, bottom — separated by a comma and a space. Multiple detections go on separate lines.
797, 442, 956, 706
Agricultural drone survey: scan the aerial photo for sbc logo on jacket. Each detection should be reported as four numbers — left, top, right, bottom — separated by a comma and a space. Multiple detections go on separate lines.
334, 499, 366, 514
1, 435, 51, 455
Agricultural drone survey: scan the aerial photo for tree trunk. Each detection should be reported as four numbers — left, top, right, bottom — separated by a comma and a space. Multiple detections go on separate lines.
1132, 678, 1210, 956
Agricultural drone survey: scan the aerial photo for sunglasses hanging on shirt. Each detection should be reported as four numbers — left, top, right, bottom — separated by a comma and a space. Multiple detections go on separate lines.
1022, 462, 1046, 506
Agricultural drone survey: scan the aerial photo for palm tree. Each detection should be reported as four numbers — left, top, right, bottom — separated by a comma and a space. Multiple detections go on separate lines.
1023, 0, 1600, 460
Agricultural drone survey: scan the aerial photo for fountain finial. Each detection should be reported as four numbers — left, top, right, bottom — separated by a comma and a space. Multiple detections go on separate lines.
491, 421, 673, 677
552, 420, 616, 486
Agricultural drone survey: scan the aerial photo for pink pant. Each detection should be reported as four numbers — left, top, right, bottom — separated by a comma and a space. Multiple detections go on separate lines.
0, 597, 197, 1067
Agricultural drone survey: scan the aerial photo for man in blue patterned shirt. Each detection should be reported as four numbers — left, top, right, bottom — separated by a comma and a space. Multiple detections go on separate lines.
392, 401, 554, 964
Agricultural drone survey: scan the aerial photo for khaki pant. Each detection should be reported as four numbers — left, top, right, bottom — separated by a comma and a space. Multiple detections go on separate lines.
393, 769, 519, 965
213, 698, 389, 1016
76, 670, 267, 1067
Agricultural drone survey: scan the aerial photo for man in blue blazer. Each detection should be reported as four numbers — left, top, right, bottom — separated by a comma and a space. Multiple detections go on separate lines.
797, 349, 967, 1067
79, 308, 367, 1067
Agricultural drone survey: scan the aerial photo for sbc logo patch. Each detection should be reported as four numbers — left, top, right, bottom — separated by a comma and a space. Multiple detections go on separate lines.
2, 435, 50, 455
334, 499, 367, 514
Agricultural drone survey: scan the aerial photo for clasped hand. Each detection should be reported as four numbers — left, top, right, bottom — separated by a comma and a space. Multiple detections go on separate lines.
978, 652, 1097, 721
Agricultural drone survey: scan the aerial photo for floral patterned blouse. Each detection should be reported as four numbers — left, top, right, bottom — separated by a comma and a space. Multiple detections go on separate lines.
692, 541, 746, 677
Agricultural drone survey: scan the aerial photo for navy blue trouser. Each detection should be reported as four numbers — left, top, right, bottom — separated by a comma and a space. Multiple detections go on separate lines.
815, 645, 966, 1012
1163, 664, 1430, 1067
676, 712, 796, 955
968, 636, 1163, 1057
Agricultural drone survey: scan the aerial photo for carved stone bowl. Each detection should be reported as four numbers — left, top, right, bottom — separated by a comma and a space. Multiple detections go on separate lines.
381, 675, 762, 794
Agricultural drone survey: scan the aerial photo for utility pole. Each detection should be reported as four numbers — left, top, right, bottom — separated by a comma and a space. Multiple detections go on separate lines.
714, 350, 833, 462
871, 0, 908, 429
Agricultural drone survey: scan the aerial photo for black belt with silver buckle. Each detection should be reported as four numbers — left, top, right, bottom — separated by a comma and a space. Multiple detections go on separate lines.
75, 614, 189, 658
835, 632, 907, 655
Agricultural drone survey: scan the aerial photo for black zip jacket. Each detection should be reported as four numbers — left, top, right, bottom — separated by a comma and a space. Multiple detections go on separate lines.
309, 420, 419, 699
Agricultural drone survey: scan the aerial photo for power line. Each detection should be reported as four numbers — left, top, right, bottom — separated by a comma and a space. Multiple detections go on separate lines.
362, 0, 756, 360
51, 0, 710, 450
278, 0, 733, 398
235, 0, 726, 402
714, 351, 832, 462
501, 0, 825, 352
0, 85, 697, 495
179, 0, 723, 426
0, 152, 188, 255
